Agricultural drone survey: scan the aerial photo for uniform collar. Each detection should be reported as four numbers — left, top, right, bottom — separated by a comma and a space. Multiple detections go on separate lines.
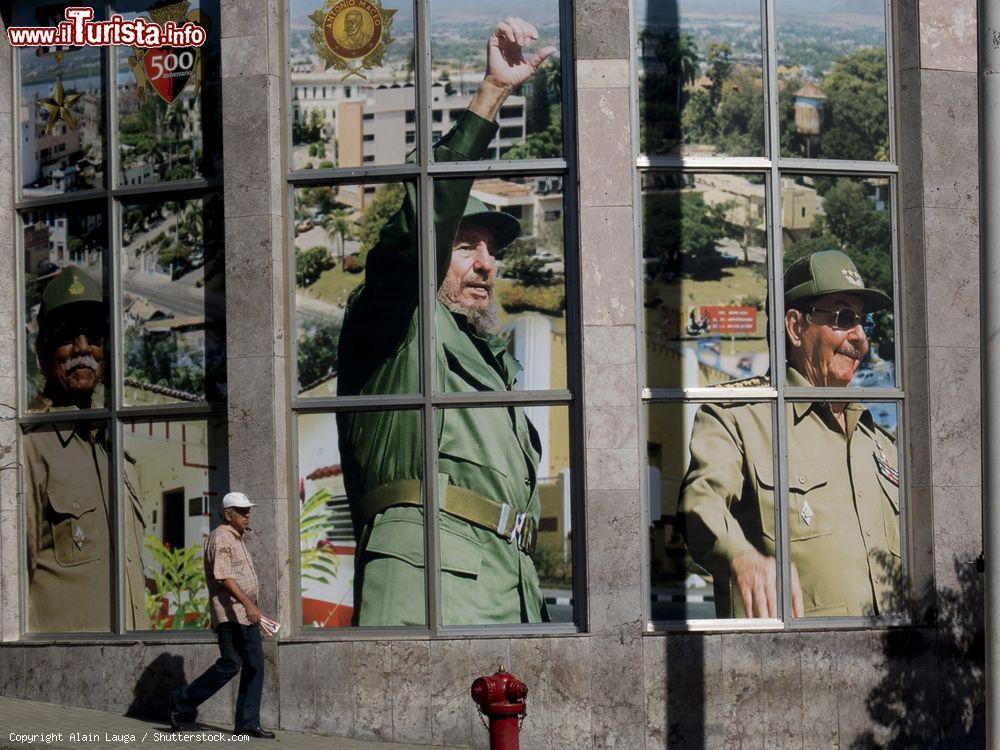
786, 367, 872, 436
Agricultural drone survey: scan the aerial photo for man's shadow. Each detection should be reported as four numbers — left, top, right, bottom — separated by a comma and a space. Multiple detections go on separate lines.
127, 652, 190, 722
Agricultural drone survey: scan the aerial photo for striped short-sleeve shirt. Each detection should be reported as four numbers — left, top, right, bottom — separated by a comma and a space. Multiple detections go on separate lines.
204, 524, 259, 627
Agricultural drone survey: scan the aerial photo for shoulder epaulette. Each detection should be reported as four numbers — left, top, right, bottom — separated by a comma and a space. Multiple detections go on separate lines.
719, 375, 769, 388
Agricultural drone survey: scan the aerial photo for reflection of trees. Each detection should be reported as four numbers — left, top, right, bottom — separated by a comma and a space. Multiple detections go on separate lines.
296, 246, 336, 288
781, 47, 888, 161
784, 178, 893, 344
640, 28, 700, 153
298, 320, 341, 390
644, 190, 730, 282
357, 182, 405, 268
324, 208, 354, 264
503, 59, 562, 160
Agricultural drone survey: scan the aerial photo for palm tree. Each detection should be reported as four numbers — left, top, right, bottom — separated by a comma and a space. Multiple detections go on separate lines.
324, 208, 353, 265
657, 31, 699, 112
164, 102, 186, 169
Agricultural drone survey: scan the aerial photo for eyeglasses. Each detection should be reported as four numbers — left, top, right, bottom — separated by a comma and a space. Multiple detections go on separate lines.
805, 306, 874, 332
43, 320, 106, 347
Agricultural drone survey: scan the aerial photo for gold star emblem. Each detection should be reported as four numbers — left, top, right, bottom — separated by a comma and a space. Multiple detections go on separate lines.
39, 78, 82, 135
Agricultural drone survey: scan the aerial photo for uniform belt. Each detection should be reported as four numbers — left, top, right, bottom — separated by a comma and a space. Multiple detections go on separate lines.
359, 475, 538, 555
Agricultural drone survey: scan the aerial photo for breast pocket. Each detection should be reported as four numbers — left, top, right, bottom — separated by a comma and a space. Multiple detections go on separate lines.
752, 461, 834, 543
46, 485, 105, 567
364, 510, 484, 578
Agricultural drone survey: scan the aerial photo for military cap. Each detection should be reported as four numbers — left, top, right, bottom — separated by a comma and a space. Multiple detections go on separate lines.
784, 250, 891, 312
459, 196, 521, 258
39, 266, 103, 320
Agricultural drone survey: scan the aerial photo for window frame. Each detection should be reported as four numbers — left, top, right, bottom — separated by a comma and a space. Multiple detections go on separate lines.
12, 4, 226, 641
283, 0, 586, 637
632, 0, 910, 631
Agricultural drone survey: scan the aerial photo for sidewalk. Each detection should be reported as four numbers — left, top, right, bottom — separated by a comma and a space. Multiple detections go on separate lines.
0, 697, 467, 750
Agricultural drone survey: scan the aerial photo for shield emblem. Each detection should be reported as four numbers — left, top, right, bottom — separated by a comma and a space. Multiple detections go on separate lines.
142, 47, 196, 104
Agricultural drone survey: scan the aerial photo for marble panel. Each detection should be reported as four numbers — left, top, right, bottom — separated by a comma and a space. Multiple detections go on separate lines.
0, 509, 19, 641
260, 638, 280, 729
900, 206, 926, 348
469, 639, 510, 750
585, 448, 640, 492
548, 637, 591, 750
835, 631, 876, 747
579, 207, 637, 326
587, 590, 643, 639
222, 75, 272, 218
225, 213, 277, 359
278, 643, 316, 731
352, 640, 392, 741
584, 363, 638, 408
933, 485, 983, 591
577, 60, 630, 89
919, 0, 977, 73
590, 633, 644, 748
927, 346, 981, 488
922, 208, 979, 347
574, 0, 630, 59
798, 633, 838, 750
429, 639, 471, 747
583, 325, 638, 366
0, 39, 11, 114
585, 489, 642, 596
128, 645, 202, 722
577, 88, 632, 208
181, 642, 235, 726
391, 641, 432, 744
903, 346, 931, 488
72, 645, 105, 710
897, 68, 923, 212
586, 406, 639, 450
20, 646, 51, 702
906, 483, 937, 620
315, 641, 354, 737
894, 0, 920, 72
220, 0, 267, 38
0, 646, 24, 698
919, 70, 978, 212
221, 35, 268, 79
508, 637, 550, 750
226, 357, 280, 499
760, 633, 803, 750
721, 633, 764, 749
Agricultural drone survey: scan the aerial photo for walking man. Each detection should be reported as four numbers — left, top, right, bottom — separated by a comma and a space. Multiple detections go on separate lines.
168, 492, 274, 739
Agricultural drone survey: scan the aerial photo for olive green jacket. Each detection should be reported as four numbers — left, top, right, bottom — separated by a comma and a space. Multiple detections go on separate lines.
23, 411, 148, 632
337, 111, 545, 626
677, 368, 902, 618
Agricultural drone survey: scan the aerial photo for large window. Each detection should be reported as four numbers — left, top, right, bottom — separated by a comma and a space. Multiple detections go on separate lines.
638, 0, 905, 627
15, 0, 226, 634
288, 0, 579, 631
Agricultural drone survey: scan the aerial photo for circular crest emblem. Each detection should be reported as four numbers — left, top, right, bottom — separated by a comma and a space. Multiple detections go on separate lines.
323, 0, 383, 60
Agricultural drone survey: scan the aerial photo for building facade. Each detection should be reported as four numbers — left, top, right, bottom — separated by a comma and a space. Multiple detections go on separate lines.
0, 0, 985, 746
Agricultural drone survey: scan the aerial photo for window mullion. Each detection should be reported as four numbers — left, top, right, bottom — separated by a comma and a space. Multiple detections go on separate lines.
413, 0, 441, 633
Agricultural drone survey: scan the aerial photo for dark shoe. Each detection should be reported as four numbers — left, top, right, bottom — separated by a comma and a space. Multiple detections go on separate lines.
234, 727, 276, 739
166, 691, 182, 731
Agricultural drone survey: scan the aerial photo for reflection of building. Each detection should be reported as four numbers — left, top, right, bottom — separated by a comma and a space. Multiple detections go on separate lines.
471, 177, 563, 241
794, 82, 826, 135
291, 75, 526, 164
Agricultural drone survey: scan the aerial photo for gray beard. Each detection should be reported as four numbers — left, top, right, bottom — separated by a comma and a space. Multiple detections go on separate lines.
437, 287, 498, 336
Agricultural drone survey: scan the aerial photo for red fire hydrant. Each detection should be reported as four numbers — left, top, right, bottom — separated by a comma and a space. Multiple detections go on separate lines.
471, 666, 528, 750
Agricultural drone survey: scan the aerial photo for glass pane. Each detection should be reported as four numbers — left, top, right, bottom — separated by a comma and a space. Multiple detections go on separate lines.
781, 174, 895, 388
636, 0, 764, 157
114, 0, 220, 184
654, 400, 777, 620
289, 0, 415, 169
121, 194, 226, 404
786, 402, 902, 617
22, 207, 108, 411
299, 409, 424, 628
23, 420, 113, 632
17, 2, 105, 197
642, 173, 770, 389
430, 6, 562, 161
125, 417, 228, 631
294, 181, 419, 397
438, 405, 571, 625
647, 403, 778, 621
436, 176, 568, 393
776, 0, 888, 161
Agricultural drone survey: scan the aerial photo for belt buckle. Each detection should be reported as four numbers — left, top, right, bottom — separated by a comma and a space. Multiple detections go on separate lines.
508, 512, 527, 545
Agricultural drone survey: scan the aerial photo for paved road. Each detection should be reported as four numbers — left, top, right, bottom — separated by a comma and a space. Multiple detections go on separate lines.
0, 697, 465, 750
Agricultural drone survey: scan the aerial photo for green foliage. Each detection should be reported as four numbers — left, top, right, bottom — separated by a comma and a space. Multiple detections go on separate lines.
300, 488, 340, 589
296, 246, 335, 288
644, 191, 728, 281
357, 182, 405, 266
143, 536, 210, 630
497, 283, 565, 315
500, 239, 553, 286
705, 41, 733, 108
714, 70, 765, 156
297, 319, 341, 389
639, 29, 700, 153
294, 110, 325, 143
819, 47, 889, 161
125, 329, 205, 396
530, 542, 571, 584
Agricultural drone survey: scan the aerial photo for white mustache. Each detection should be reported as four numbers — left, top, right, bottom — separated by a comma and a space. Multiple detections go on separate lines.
63, 355, 99, 371
837, 343, 864, 360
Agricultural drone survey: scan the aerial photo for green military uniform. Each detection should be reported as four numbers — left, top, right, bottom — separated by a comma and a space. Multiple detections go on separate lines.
337, 110, 545, 626
23, 409, 149, 632
677, 369, 901, 617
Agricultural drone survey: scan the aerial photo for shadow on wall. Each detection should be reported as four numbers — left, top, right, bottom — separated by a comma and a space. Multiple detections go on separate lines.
850, 555, 984, 748
127, 652, 188, 720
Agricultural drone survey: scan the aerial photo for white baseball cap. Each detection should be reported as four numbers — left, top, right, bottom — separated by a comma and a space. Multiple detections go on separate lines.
222, 492, 256, 509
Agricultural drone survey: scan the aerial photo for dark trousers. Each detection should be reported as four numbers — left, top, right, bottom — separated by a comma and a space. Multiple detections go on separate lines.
172, 622, 264, 731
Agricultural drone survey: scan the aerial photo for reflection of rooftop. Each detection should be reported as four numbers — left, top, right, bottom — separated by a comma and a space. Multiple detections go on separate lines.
123, 376, 202, 403
472, 178, 534, 201
795, 82, 826, 99
143, 315, 205, 332
306, 464, 342, 481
